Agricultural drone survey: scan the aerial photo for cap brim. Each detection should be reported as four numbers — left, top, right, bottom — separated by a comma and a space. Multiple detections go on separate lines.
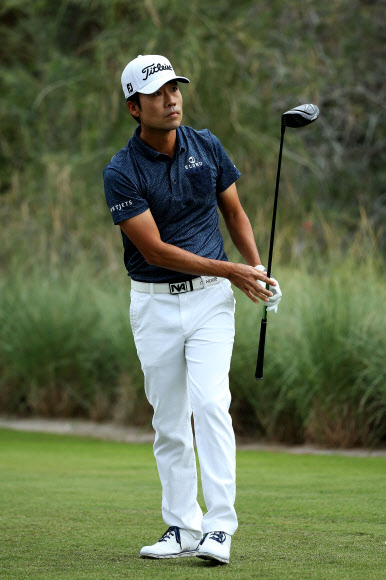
139, 73, 190, 95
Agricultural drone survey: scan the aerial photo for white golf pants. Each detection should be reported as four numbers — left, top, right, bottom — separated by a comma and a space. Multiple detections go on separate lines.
129, 278, 237, 537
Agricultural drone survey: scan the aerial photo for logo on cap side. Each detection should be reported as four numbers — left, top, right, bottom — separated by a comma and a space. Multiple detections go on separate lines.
127, 83, 134, 94
142, 62, 173, 81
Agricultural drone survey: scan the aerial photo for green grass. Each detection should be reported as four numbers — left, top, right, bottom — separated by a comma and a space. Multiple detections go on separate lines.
0, 429, 385, 579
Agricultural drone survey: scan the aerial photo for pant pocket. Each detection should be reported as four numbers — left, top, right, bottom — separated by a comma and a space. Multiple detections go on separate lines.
129, 290, 140, 335
218, 281, 236, 310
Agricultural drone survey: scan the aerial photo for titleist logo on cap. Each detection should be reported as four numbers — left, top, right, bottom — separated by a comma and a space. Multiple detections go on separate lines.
142, 62, 173, 81
121, 54, 190, 99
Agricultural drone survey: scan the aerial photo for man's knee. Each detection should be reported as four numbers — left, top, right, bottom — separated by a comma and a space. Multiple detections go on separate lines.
192, 390, 232, 419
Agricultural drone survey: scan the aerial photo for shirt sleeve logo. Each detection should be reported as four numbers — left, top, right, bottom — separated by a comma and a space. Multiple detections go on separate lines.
110, 200, 133, 213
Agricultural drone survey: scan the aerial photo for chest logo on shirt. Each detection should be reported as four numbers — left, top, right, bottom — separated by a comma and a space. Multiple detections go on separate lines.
185, 156, 203, 170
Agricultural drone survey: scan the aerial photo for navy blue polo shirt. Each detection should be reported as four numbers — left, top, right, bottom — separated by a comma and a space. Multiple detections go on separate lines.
103, 125, 241, 282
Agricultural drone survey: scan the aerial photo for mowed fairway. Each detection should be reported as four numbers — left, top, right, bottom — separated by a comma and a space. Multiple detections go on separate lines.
0, 429, 384, 579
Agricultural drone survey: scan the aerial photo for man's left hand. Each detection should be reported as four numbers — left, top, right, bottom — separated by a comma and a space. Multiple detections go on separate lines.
255, 265, 282, 313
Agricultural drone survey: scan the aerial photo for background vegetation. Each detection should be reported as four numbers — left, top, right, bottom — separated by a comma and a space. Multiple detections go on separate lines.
1, 0, 385, 446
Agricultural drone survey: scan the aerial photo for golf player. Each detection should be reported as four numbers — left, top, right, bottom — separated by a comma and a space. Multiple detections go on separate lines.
103, 54, 282, 565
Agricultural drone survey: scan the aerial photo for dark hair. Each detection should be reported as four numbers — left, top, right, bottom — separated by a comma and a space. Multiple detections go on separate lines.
126, 92, 141, 124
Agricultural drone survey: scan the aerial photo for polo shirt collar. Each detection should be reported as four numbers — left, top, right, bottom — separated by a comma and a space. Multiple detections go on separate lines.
132, 125, 186, 160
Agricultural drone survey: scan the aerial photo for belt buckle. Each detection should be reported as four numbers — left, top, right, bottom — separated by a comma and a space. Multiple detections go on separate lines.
169, 281, 191, 294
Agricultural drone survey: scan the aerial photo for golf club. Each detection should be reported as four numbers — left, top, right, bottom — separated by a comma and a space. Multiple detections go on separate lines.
255, 104, 320, 380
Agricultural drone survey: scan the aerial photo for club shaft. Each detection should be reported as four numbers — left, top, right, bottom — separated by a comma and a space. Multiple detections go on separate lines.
255, 126, 286, 380
266, 125, 285, 280
255, 318, 267, 380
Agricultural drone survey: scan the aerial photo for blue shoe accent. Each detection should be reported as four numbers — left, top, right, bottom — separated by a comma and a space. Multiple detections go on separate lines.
158, 526, 181, 548
199, 533, 208, 546
200, 531, 226, 544
209, 531, 226, 544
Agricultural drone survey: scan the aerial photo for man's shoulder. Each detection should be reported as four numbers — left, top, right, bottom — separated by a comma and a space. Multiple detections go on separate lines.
103, 134, 141, 187
179, 126, 228, 163
179, 125, 215, 143
104, 142, 131, 173
179, 126, 227, 157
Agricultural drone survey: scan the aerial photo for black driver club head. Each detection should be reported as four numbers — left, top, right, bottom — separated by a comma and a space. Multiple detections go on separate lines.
282, 104, 320, 128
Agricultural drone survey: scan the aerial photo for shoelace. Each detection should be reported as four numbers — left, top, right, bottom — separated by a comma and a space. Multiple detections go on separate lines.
199, 531, 226, 545
158, 526, 181, 548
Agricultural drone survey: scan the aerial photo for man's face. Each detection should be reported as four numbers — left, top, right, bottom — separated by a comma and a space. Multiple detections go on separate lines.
129, 81, 183, 131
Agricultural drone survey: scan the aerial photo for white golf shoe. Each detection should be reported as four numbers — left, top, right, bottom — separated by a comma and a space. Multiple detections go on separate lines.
196, 531, 231, 564
140, 526, 201, 559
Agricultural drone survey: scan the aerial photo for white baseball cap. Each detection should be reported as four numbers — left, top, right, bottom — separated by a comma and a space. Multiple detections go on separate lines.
121, 54, 190, 100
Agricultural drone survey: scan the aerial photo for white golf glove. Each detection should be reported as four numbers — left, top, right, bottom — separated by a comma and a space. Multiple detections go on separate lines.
254, 265, 282, 313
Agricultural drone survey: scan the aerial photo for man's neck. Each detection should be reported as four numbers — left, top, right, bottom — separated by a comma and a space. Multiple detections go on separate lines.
139, 126, 177, 158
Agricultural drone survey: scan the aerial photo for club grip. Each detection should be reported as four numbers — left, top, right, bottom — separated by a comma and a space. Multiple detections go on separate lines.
255, 318, 267, 380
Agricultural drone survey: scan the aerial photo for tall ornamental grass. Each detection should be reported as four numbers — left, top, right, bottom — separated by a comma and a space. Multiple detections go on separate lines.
0, 269, 145, 424
231, 251, 386, 447
1, 250, 385, 447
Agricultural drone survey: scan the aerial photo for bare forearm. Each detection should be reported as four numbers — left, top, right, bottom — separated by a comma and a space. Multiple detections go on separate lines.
146, 240, 233, 278
224, 210, 263, 267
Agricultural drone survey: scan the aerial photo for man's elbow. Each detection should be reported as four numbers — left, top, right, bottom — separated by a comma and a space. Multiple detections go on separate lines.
141, 243, 165, 267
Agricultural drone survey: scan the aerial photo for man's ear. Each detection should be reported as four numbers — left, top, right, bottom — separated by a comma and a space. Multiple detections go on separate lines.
126, 101, 140, 119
